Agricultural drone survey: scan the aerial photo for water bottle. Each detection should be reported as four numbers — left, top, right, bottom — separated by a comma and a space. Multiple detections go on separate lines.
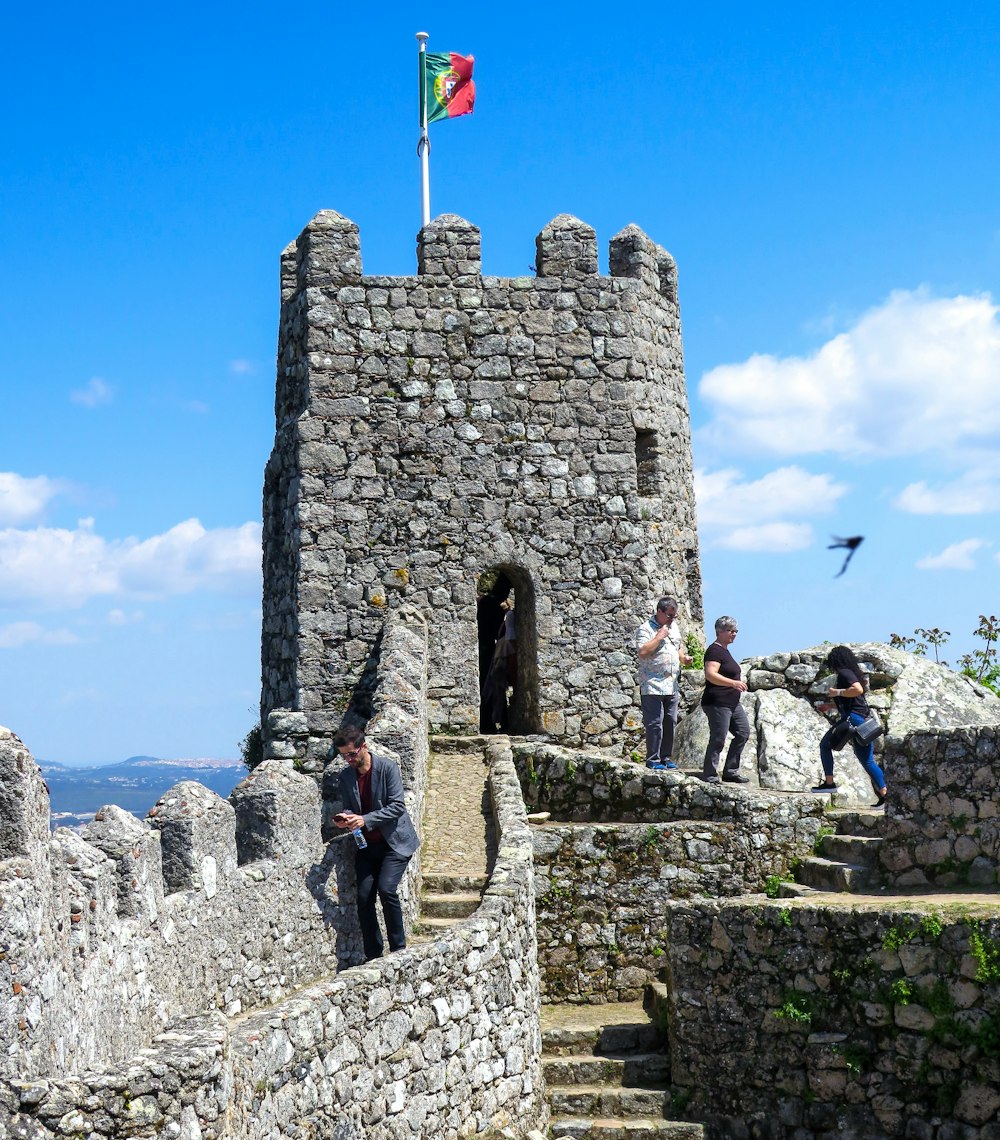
352, 827, 368, 849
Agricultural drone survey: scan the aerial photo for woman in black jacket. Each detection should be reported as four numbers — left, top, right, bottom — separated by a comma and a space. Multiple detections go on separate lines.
812, 645, 887, 807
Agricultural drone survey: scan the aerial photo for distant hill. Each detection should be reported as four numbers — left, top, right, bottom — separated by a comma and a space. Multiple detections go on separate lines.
42, 755, 248, 831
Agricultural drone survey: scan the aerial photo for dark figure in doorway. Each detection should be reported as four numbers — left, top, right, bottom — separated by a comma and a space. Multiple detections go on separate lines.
478, 574, 511, 731
481, 599, 517, 733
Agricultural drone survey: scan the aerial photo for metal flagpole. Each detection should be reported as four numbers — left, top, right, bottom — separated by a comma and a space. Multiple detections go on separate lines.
416, 31, 431, 228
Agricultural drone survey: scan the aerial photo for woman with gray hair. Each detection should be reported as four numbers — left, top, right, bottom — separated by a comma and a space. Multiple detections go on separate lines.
700, 616, 750, 783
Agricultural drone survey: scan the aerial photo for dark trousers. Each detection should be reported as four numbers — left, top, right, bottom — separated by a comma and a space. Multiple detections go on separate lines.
702, 702, 751, 778
641, 691, 680, 761
355, 841, 411, 960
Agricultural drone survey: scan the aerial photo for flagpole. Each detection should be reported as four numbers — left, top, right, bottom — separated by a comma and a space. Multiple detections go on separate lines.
416, 31, 431, 228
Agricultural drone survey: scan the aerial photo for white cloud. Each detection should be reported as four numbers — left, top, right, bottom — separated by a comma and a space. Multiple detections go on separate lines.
229, 359, 255, 375
107, 608, 145, 625
715, 522, 814, 552
916, 538, 986, 571
698, 289, 1000, 463
695, 465, 848, 528
0, 518, 262, 609
118, 519, 262, 597
71, 377, 113, 408
0, 621, 79, 649
0, 473, 64, 525
895, 475, 1000, 515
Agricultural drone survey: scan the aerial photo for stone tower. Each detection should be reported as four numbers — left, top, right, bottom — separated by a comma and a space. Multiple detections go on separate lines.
261, 210, 701, 766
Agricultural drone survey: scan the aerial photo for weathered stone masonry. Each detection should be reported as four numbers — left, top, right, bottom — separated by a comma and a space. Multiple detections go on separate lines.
261, 210, 702, 770
0, 626, 545, 1138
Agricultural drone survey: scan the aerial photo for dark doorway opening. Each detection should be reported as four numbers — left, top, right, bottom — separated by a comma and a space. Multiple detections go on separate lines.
476, 565, 539, 735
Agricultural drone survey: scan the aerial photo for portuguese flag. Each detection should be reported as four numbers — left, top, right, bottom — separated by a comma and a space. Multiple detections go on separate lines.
422, 51, 476, 123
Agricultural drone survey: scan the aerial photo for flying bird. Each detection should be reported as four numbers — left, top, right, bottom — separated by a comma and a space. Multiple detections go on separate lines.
829, 535, 864, 577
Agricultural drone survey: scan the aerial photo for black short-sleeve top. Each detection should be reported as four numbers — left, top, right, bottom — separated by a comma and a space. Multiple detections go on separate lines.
701, 643, 742, 709
833, 667, 870, 718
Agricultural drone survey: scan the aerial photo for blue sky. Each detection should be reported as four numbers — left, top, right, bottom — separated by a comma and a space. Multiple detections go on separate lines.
2, 2, 998, 765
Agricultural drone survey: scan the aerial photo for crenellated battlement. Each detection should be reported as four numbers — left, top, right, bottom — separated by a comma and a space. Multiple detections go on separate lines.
0, 729, 345, 1083
278, 208, 681, 302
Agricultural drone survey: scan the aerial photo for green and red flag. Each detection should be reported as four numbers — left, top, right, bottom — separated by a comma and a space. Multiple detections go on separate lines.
422, 51, 476, 123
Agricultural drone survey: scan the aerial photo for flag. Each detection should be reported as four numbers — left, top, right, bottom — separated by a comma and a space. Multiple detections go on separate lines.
423, 51, 475, 124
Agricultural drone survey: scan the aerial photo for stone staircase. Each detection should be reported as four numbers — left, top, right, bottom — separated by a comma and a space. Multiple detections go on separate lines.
415, 738, 494, 938
418, 871, 488, 933
542, 986, 703, 1138
782, 808, 886, 897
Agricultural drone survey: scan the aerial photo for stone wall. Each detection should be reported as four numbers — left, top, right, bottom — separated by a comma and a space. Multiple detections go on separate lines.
665, 897, 1000, 1138
261, 608, 430, 962
1, 743, 544, 1140
0, 726, 343, 1084
513, 739, 826, 831
518, 741, 826, 1004
261, 209, 702, 761
879, 725, 1000, 889
0, 610, 433, 1091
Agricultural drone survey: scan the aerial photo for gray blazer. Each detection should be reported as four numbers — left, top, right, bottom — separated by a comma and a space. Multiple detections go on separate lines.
337, 751, 420, 856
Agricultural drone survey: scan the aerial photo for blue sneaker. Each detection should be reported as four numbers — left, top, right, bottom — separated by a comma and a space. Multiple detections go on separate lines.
645, 758, 667, 770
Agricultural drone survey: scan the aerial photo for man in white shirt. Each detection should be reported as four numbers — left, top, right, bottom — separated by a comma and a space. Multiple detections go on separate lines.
636, 596, 691, 770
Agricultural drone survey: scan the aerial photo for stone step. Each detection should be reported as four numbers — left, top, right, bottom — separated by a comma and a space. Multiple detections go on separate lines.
818, 833, 882, 865
413, 916, 460, 935
543, 1052, 670, 1088
795, 855, 873, 893
420, 891, 482, 919
428, 734, 492, 754
549, 1120, 704, 1140
547, 1085, 671, 1118
829, 808, 887, 838
543, 1021, 664, 1057
777, 881, 823, 899
422, 872, 488, 892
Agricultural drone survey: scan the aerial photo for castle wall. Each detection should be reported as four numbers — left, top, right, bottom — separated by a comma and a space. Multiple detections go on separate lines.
879, 724, 1000, 888
0, 611, 435, 1090
261, 209, 702, 764
2, 743, 544, 1140
665, 898, 1000, 1138
517, 740, 827, 1003
0, 732, 346, 1083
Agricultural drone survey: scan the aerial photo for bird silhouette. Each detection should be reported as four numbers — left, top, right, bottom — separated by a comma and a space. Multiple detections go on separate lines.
829, 535, 864, 577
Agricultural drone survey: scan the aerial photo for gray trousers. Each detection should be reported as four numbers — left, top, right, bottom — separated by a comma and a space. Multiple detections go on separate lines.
641, 691, 680, 761
702, 702, 751, 778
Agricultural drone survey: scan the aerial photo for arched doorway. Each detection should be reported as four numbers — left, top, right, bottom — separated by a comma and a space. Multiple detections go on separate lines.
476, 565, 539, 735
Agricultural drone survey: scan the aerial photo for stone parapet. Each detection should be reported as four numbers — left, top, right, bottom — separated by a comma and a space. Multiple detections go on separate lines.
513, 740, 825, 833
0, 729, 340, 1083
879, 723, 1000, 888
1, 744, 545, 1140
417, 213, 482, 280
664, 897, 1000, 1138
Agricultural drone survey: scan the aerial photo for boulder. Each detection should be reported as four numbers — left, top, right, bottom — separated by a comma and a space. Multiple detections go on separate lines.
673, 645, 998, 802
674, 693, 759, 785
755, 688, 874, 804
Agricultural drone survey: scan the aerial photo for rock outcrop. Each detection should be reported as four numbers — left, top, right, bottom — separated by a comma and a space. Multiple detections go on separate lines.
674, 643, 1000, 804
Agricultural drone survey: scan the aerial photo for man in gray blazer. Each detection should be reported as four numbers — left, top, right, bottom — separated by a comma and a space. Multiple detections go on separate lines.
333, 725, 420, 961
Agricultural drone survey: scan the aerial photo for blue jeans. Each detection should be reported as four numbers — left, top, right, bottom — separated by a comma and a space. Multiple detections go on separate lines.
820, 713, 886, 793
641, 690, 679, 761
